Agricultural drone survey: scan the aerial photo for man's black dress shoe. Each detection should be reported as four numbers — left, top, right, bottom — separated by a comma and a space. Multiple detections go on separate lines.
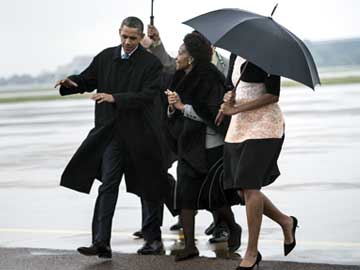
133, 230, 144, 238
204, 222, 216, 236
209, 229, 229, 243
170, 219, 183, 231
174, 246, 199, 261
137, 240, 165, 255
77, 243, 112, 259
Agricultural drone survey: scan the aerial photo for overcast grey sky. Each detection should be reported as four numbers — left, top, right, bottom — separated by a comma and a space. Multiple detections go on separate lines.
1, 0, 360, 77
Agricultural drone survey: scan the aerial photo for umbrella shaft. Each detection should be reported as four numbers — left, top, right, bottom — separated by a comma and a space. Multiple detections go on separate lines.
150, 0, 154, 25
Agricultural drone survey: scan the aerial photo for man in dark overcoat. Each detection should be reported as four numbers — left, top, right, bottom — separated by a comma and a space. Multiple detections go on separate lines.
55, 17, 170, 258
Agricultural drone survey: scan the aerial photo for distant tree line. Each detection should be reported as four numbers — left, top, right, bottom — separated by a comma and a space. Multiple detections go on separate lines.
1, 39, 360, 86
305, 38, 360, 67
0, 56, 91, 87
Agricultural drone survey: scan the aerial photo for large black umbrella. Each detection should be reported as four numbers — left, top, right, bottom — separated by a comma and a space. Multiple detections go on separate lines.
183, 7, 320, 89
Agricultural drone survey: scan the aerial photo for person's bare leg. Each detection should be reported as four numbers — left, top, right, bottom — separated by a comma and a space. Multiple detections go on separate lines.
240, 189, 263, 267
239, 189, 296, 245
261, 192, 294, 244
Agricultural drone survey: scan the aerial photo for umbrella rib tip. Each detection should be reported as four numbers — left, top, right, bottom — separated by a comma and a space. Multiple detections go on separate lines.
271, 3, 279, 17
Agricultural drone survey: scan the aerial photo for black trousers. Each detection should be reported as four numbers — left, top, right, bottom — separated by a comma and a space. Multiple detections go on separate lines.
140, 198, 163, 242
140, 173, 178, 241
91, 139, 163, 245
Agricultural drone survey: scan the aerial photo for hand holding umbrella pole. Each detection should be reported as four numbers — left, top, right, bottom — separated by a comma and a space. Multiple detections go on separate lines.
215, 92, 234, 126
215, 61, 249, 126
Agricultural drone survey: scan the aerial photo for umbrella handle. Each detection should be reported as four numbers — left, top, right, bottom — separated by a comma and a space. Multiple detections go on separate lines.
215, 61, 248, 126
215, 89, 236, 126
215, 111, 225, 126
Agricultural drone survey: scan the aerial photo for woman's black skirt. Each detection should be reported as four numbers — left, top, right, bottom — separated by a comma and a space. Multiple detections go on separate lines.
175, 145, 242, 210
223, 136, 285, 191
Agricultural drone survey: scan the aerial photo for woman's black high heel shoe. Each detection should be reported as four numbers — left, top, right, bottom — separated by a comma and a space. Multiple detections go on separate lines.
236, 252, 262, 270
284, 216, 299, 256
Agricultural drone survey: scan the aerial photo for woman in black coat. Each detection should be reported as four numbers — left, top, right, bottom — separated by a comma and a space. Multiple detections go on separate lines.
165, 33, 241, 261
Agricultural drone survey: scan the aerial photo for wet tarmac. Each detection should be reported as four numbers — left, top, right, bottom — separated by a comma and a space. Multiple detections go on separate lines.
1, 84, 360, 266
1, 247, 360, 270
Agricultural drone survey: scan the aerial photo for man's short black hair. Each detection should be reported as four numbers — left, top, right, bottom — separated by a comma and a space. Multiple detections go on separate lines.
121, 16, 144, 33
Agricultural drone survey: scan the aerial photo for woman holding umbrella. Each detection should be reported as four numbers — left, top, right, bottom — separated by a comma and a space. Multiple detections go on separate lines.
220, 57, 299, 269
165, 32, 241, 261
182, 6, 320, 269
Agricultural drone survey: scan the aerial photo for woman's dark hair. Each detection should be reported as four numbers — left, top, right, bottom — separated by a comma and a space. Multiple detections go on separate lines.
183, 31, 212, 64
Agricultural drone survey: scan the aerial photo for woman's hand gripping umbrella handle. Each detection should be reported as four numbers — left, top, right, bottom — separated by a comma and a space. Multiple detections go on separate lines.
215, 90, 235, 126
215, 60, 248, 126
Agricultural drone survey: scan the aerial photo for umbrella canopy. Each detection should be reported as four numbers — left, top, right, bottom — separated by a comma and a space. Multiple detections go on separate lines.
183, 8, 320, 89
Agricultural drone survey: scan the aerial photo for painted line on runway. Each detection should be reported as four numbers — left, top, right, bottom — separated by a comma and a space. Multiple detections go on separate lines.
1, 228, 360, 248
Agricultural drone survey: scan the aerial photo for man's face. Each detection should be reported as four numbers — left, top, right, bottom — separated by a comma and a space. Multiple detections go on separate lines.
119, 25, 144, 54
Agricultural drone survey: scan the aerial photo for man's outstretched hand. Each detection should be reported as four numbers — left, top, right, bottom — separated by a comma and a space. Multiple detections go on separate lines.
54, 78, 78, 89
